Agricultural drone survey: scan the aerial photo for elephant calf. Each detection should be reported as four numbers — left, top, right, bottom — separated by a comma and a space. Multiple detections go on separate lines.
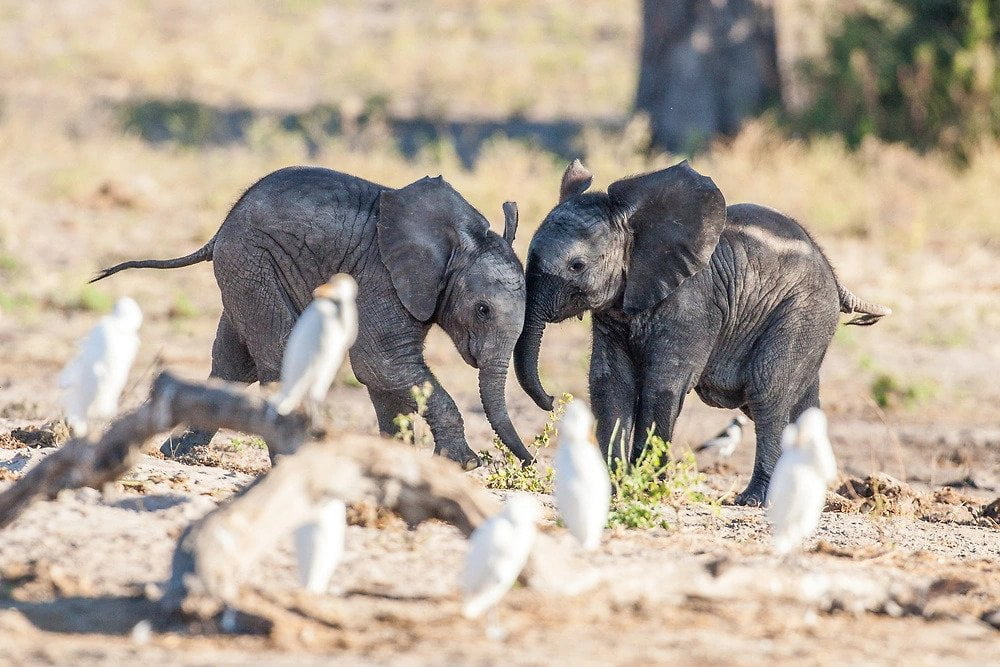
94, 166, 532, 469
514, 160, 890, 505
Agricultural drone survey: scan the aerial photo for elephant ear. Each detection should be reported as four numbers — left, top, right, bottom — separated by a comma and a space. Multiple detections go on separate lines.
559, 159, 593, 202
608, 161, 726, 315
501, 201, 518, 245
377, 176, 488, 321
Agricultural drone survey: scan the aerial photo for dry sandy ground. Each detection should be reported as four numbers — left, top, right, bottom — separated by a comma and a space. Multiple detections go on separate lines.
2, 2, 999, 662
2, 259, 1000, 664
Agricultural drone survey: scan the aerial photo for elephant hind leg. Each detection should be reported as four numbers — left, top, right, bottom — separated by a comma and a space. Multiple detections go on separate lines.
736, 379, 819, 506
161, 312, 258, 458
737, 310, 832, 505
790, 379, 821, 420
210, 310, 258, 384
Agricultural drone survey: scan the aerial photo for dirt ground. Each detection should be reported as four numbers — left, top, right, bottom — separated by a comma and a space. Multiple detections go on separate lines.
2, 2, 1000, 662
2, 244, 1000, 664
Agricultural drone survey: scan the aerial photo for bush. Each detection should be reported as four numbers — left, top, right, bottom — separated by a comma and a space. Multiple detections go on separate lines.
607, 428, 720, 530
798, 0, 1000, 160
478, 393, 572, 494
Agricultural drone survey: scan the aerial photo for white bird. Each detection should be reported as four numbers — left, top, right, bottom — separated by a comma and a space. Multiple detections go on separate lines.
462, 493, 540, 619
766, 408, 838, 555
695, 414, 748, 458
58, 296, 143, 436
294, 498, 347, 594
273, 274, 359, 415
555, 400, 611, 551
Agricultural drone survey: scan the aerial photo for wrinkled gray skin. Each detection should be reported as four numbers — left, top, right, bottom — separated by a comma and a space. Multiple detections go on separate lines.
514, 160, 890, 505
94, 167, 532, 469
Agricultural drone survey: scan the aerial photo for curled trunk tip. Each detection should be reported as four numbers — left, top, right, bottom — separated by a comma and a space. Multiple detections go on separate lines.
514, 314, 554, 412
479, 363, 534, 465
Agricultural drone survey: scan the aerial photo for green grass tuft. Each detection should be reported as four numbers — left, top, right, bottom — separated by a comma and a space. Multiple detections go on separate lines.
606, 428, 721, 530
479, 392, 572, 494
69, 286, 114, 313
225, 436, 268, 452
393, 381, 433, 448
871, 372, 938, 409
167, 292, 199, 320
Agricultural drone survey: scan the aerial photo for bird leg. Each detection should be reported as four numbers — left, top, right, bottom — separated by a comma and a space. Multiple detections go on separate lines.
484, 607, 508, 641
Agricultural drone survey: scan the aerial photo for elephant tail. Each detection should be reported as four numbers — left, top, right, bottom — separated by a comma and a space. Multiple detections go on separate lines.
836, 282, 891, 326
90, 236, 216, 283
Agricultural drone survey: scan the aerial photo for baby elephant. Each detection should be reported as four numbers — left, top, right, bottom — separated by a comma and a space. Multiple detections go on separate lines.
94, 166, 532, 469
514, 159, 890, 505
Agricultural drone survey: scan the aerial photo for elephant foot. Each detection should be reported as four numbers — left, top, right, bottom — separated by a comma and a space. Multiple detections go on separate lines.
733, 480, 769, 507
435, 446, 482, 472
160, 428, 216, 459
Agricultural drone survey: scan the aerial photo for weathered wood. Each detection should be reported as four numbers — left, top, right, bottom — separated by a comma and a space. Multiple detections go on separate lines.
0, 368, 503, 621
0, 371, 309, 529
162, 433, 499, 616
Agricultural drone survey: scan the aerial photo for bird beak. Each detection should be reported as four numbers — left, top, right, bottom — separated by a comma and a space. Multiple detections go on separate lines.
313, 283, 340, 300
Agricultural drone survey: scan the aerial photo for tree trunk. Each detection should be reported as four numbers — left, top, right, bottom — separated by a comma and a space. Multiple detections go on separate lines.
636, 0, 779, 152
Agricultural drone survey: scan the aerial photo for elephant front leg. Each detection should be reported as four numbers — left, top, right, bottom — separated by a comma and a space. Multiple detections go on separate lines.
413, 369, 480, 470
363, 358, 478, 470
632, 342, 708, 465
632, 374, 692, 465
589, 322, 638, 464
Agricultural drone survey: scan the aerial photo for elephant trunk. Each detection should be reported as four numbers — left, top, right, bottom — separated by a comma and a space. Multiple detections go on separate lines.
514, 307, 554, 412
479, 360, 534, 465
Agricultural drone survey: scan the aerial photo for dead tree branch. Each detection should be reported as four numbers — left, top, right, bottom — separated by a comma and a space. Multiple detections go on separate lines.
0, 371, 308, 529
163, 434, 499, 617
0, 369, 501, 621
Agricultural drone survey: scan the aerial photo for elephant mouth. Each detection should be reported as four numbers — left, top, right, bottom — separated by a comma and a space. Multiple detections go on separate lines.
526, 272, 588, 324
548, 295, 589, 323
551, 307, 586, 324
462, 333, 479, 368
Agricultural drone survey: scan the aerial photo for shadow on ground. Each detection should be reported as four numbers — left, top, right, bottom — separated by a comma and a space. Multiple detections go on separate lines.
1, 595, 164, 635
115, 97, 622, 168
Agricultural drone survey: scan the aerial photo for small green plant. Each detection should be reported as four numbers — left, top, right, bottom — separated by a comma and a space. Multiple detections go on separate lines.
870, 372, 937, 409
70, 286, 113, 313
393, 381, 433, 447
0, 291, 38, 318
606, 427, 720, 530
341, 370, 363, 388
0, 252, 21, 277
168, 292, 199, 320
481, 444, 556, 494
479, 392, 572, 493
226, 436, 268, 452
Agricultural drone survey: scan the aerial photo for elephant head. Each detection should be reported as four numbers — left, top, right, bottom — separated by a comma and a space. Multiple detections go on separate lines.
514, 159, 726, 410
377, 177, 532, 463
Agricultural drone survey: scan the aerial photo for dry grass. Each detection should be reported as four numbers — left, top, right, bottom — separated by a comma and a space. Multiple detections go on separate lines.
0, 0, 637, 116
0, 0, 997, 425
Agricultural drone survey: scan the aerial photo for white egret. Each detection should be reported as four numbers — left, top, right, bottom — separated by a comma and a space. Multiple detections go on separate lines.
59, 296, 143, 436
273, 274, 358, 415
462, 493, 540, 620
555, 400, 610, 551
766, 408, 838, 554
695, 414, 748, 458
294, 498, 347, 594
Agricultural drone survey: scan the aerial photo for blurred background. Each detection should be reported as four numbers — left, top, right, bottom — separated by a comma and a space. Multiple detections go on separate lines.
0, 1, 997, 475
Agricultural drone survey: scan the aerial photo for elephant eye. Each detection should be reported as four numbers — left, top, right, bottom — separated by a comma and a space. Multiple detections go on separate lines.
568, 258, 586, 273
476, 302, 491, 320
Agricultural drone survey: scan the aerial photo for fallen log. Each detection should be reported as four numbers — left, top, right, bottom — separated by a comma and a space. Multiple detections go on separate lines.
0, 371, 308, 530
0, 369, 502, 622
162, 433, 499, 617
